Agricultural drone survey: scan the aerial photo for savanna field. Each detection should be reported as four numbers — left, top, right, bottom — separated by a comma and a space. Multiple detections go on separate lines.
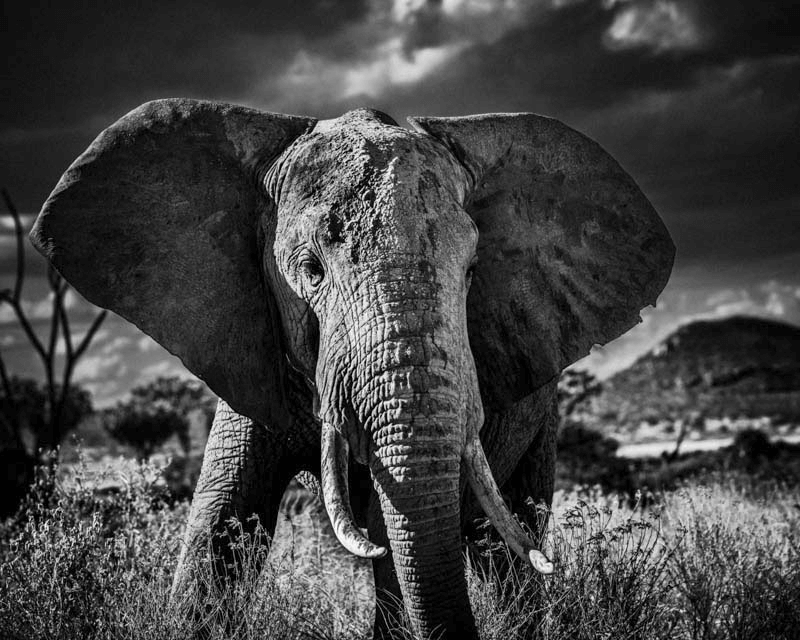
2, 445, 799, 640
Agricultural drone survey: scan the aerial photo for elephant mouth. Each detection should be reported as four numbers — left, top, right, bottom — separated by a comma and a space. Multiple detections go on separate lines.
319, 417, 554, 574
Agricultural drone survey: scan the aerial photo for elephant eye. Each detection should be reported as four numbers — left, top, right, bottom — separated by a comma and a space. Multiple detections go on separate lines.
300, 254, 325, 288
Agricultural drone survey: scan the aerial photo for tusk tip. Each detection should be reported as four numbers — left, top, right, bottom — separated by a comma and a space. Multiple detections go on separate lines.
528, 549, 554, 575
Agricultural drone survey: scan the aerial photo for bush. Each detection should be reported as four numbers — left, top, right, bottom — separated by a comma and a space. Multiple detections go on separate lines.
464, 495, 676, 640
0, 457, 369, 640
0, 456, 187, 639
664, 482, 800, 639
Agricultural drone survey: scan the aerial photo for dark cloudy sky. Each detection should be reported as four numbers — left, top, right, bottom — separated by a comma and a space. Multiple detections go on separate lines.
2, 0, 799, 405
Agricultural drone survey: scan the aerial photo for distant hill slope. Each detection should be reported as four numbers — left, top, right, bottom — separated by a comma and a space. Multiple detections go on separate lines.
593, 316, 800, 432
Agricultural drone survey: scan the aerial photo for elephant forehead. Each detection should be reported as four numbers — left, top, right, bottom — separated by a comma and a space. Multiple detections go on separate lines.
271, 115, 471, 255
277, 112, 467, 203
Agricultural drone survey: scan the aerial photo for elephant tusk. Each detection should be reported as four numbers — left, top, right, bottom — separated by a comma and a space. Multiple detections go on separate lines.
463, 434, 554, 575
320, 421, 388, 559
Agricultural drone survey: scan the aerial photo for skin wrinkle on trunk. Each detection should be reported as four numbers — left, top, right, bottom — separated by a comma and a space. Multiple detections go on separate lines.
369, 419, 475, 638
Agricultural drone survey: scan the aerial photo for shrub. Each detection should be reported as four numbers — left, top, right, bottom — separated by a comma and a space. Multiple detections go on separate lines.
0, 456, 187, 639
663, 482, 800, 639
0, 456, 369, 640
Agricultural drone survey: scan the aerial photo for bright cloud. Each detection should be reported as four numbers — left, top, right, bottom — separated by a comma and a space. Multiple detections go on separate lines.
135, 359, 188, 386
605, 1, 704, 52
0, 288, 86, 327
343, 39, 467, 98
0, 213, 36, 232
701, 280, 800, 322
83, 380, 126, 408
74, 351, 124, 382
279, 42, 464, 102
0, 294, 53, 324
55, 328, 111, 355
137, 335, 161, 352
273, 0, 536, 103
100, 335, 133, 355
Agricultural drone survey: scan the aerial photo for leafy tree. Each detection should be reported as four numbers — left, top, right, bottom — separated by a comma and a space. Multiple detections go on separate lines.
101, 402, 188, 461
129, 376, 216, 428
101, 376, 216, 460
556, 370, 622, 481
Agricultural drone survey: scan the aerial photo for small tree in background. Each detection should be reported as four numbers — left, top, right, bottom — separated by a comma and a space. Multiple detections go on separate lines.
557, 368, 602, 421
128, 376, 216, 438
102, 403, 188, 461
556, 369, 624, 486
0, 189, 106, 514
101, 376, 216, 460
0, 189, 106, 460
0, 376, 92, 455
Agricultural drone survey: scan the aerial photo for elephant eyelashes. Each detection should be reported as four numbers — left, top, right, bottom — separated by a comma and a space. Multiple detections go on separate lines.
299, 254, 325, 289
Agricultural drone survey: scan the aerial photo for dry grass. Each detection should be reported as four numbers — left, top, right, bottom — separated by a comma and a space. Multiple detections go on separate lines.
1, 459, 798, 640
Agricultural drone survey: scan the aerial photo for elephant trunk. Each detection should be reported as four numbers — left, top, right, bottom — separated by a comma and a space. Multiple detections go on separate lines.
329, 297, 473, 638
363, 372, 477, 639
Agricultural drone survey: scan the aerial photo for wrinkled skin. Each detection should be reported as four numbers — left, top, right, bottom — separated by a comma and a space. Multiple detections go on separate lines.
31, 100, 674, 639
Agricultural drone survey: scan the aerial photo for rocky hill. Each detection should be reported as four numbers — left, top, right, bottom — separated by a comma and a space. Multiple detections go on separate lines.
591, 316, 800, 436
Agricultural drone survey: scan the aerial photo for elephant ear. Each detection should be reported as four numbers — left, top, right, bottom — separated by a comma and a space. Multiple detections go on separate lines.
410, 114, 674, 409
31, 99, 316, 424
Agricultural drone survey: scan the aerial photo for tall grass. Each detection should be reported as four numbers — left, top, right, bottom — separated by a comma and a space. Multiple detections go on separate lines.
1, 460, 798, 639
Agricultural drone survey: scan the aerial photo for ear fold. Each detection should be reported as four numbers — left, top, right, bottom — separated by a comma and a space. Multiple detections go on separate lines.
31, 99, 316, 424
410, 113, 674, 409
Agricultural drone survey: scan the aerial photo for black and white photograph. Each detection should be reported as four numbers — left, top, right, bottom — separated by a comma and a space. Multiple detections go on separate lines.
1, 1, 798, 638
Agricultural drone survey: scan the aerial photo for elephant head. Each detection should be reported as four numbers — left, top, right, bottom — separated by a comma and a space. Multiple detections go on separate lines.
31, 99, 673, 638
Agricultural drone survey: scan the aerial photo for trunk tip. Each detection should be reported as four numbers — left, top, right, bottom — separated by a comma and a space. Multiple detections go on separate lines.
528, 549, 554, 574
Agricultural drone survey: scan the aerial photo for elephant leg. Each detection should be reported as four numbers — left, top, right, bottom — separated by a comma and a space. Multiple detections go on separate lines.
170, 398, 297, 612
504, 410, 558, 541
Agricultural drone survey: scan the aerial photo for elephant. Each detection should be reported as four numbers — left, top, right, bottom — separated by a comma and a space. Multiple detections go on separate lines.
30, 99, 674, 639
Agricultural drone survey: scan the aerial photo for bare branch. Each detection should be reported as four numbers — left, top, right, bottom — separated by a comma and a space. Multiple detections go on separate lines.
47, 279, 61, 364
74, 309, 108, 361
58, 298, 74, 359
1, 188, 25, 304
47, 265, 59, 290
8, 299, 48, 363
